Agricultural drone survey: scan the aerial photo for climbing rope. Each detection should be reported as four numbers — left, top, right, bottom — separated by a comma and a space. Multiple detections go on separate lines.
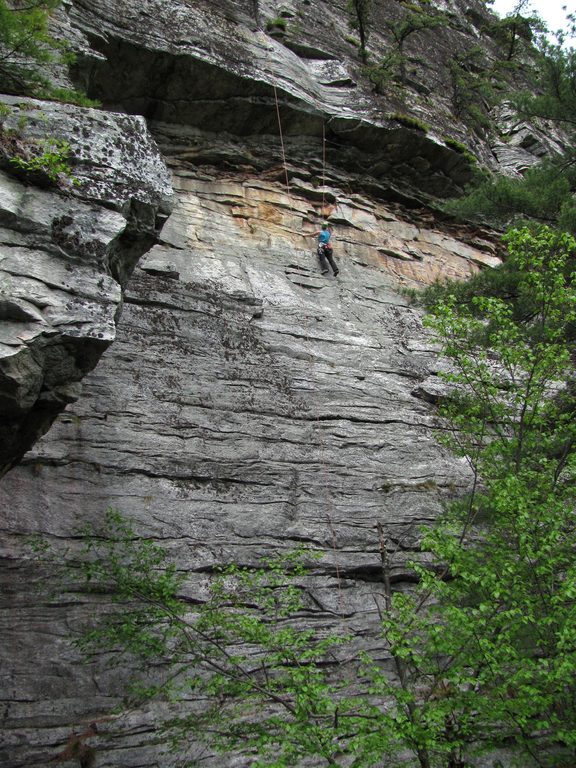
321, 119, 326, 218
271, 93, 344, 609
273, 85, 291, 197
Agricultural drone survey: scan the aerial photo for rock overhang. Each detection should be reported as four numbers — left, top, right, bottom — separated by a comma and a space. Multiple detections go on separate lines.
62, 0, 481, 201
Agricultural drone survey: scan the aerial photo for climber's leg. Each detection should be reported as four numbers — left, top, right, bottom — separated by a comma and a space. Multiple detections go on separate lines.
324, 247, 339, 276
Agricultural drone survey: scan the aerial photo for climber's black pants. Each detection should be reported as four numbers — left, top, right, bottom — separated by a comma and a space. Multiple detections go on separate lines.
318, 245, 338, 275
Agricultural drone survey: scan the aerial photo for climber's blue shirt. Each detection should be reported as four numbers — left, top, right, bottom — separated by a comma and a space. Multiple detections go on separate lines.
318, 230, 331, 244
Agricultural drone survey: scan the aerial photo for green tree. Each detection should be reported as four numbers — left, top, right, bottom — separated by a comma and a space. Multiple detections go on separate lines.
515, 42, 576, 127
485, 0, 545, 63
448, 46, 496, 135
444, 158, 575, 227
366, 0, 448, 92
50, 228, 576, 765
0, 0, 64, 94
445, 2, 545, 138
446, 19, 576, 230
407, 226, 576, 766
0, 1, 97, 106
384, 0, 448, 84
71, 513, 358, 767
347, 0, 372, 63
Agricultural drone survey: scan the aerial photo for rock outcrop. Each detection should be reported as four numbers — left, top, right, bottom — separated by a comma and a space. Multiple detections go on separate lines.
0, 96, 172, 476
55, 0, 545, 191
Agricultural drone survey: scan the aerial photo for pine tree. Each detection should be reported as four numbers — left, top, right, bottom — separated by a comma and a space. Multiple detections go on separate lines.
347, 0, 371, 63
0, 0, 62, 95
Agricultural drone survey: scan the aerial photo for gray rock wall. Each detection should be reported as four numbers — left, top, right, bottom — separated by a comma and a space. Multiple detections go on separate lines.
57, 0, 549, 189
1, 126, 499, 765
0, 0, 525, 764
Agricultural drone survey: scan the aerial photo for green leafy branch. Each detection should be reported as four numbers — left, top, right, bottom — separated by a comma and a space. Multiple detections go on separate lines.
65, 510, 366, 767
0, 0, 97, 103
7, 136, 77, 184
0, 0, 62, 94
363, 0, 449, 94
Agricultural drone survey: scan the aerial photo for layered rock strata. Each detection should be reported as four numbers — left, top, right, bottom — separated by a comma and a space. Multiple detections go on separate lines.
0, 125, 500, 765
54, 0, 547, 192
0, 97, 172, 475
0, 0, 534, 764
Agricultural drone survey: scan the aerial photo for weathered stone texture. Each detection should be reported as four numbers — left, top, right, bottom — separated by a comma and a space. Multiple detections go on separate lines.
53, 0, 549, 192
0, 0, 535, 764
1, 129, 498, 765
0, 97, 173, 476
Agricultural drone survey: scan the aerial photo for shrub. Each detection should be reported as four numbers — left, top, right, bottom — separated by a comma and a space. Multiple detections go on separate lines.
390, 112, 429, 133
443, 137, 468, 153
2, 132, 77, 186
265, 16, 287, 32
46, 87, 100, 108
444, 160, 574, 229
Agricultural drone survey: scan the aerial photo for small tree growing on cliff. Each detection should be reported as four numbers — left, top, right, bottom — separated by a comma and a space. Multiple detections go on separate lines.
249, 0, 260, 29
462, 2, 546, 130
485, 0, 545, 64
366, 0, 448, 92
444, 6, 576, 229
0, 0, 95, 103
347, 0, 372, 63
448, 46, 497, 135
384, 0, 448, 83
446, 36, 576, 230
0, 0, 61, 94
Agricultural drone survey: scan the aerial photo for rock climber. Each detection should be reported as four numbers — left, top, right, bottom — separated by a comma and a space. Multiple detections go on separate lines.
311, 222, 339, 277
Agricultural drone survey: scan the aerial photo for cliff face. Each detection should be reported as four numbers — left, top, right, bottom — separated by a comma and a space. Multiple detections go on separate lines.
57, 0, 560, 189
0, 96, 173, 476
0, 1, 545, 766
1, 145, 495, 766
